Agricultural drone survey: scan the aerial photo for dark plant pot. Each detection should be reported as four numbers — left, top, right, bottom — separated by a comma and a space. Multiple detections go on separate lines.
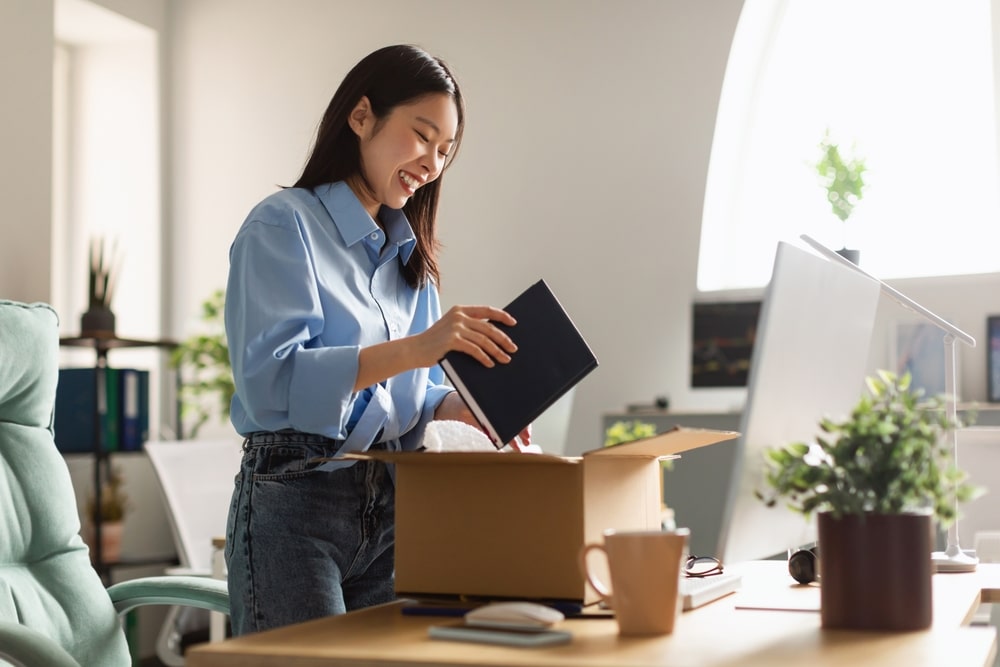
81, 307, 116, 337
836, 247, 860, 265
818, 512, 933, 631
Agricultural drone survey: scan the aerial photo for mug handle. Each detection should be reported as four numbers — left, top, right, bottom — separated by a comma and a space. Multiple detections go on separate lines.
579, 542, 613, 603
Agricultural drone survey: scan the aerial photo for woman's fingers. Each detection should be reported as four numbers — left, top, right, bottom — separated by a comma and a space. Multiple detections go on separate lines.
428, 305, 518, 367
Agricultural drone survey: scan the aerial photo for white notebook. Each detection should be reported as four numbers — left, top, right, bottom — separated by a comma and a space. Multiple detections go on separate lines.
680, 572, 742, 611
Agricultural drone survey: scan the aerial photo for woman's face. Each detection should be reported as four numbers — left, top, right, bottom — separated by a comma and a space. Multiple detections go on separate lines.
349, 92, 459, 219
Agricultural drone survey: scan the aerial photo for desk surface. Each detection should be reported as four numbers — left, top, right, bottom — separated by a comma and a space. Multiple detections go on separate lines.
187, 561, 1000, 667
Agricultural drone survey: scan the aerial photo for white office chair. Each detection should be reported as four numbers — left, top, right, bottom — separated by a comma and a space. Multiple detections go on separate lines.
145, 438, 243, 665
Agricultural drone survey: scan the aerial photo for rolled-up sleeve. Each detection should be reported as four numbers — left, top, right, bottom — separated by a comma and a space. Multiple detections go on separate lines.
226, 215, 359, 438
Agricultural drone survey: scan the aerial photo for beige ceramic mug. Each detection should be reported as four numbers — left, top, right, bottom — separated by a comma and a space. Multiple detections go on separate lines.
579, 528, 690, 636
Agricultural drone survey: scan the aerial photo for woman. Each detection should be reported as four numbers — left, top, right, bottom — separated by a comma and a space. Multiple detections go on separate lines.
223, 44, 528, 635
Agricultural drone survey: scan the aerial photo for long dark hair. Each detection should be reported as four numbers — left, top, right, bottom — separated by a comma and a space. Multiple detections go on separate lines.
294, 44, 465, 288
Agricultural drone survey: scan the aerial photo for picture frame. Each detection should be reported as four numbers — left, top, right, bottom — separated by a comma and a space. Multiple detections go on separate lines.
690, 300, 761, 388
987, 316, 1000, 403
890, 321, 946, 398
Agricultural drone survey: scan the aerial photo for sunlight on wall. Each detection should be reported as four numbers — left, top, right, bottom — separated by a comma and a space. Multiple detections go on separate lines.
52, 0, 160, 340
699, 0, 1000, 291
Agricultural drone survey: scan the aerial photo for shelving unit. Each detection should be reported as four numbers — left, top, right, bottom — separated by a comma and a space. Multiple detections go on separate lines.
59, 333, 181, 583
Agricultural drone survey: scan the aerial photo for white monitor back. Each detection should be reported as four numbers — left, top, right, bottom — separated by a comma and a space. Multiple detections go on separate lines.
716, 241, 881, 564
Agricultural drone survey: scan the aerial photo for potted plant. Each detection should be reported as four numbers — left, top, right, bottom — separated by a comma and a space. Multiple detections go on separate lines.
170, 289, 235, 437
759, 370, 982, 631
815, 131, 867, 264
84, 465, 130, 563
80, 237, 120, 336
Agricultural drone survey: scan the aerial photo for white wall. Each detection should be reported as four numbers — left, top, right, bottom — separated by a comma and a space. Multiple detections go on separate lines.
871, 272, 1000, 406
6, 0, 1000, 452
0, 0, 53, 303
167, 0, 745, 449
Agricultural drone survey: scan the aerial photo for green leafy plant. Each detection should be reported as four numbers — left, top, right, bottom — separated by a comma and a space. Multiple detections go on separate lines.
759, 370, 982, 528
85, 465, 130, 522
604, 420, 657, 447
815, 131, 867, 246
170, 289, 234, 438
604, 419, 672, 471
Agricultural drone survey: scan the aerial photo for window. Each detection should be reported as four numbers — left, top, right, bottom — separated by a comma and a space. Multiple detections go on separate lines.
52, 0, 161, 339
53, 0, 168, 434
698, 0, 1000, 292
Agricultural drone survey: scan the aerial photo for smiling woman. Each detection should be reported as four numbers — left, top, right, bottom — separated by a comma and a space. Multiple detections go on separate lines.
222, 44, 531, 639
699, 0, 1000, 291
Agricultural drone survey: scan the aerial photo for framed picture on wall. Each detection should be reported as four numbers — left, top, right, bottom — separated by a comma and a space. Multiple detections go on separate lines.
891, 321, 946, 397
988, 316, 1000, 403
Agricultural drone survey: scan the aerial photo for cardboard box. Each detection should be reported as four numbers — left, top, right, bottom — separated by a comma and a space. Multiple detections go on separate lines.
351, 426, 739, 604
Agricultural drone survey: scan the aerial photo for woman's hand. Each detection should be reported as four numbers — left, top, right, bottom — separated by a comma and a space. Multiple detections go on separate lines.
434, 391, 532, 451
355, 305, 516, 391
415, 305, 517, 368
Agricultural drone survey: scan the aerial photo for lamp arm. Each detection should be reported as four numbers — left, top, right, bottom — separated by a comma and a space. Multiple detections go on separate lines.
799, 235, 975, 348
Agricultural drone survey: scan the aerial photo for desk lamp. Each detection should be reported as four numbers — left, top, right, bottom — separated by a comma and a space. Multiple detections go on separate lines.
800, 235, 978, 573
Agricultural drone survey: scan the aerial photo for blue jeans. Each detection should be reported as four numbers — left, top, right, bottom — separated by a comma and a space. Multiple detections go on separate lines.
225, 431, 396, 635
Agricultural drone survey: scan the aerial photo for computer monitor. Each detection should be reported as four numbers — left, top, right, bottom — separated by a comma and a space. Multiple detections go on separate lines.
715, 241, 882, 564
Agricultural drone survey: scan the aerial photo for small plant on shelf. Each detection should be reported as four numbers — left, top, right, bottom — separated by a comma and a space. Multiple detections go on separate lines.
603, 418, 673, 469
85, 465, 130, 523
170, 289, 234, 437
80, 237, 121, 335
604, 419, 657, 447
815, 130, 867, 259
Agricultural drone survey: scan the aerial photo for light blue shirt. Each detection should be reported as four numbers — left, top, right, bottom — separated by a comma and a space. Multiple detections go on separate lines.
225, 181, 453, 458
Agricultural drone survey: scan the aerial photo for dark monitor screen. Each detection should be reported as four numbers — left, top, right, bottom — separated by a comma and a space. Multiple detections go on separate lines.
690, 301, 761, 388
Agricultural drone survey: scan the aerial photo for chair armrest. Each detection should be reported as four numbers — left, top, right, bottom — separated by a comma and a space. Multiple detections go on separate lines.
107, 575, 230, 616
163, 566, 211, 577
0, 620, 81, 667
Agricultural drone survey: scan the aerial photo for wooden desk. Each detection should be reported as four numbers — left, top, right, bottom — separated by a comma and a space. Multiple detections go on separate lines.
188, 561, 1000, 667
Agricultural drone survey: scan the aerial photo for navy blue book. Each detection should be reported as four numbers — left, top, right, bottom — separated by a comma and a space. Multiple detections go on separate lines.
54, 367, 149, 453
118, 368, 149, 451
54, 367, 117, 453
439, 279, 598, 449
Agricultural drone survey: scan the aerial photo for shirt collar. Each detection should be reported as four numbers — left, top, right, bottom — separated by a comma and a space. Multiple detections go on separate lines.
315, 181, 417, 264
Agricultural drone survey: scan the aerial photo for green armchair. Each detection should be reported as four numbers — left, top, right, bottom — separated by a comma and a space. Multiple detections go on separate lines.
0, 300, 229, 667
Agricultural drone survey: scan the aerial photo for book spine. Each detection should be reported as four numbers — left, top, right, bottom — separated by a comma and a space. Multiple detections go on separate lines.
138, 370, 149, 447
441, 358, 503, 449
119, 369, 144, 452
102, 367, 120, 452
54, 368, 98, 454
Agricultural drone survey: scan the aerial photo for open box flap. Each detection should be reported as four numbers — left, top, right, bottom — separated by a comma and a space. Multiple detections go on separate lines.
341, 426, 738, 466
342, 450, 578, 466
584, 426, 739, 459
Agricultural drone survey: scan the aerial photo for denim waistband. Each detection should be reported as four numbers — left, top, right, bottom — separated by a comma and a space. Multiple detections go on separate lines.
242, 429, 389, 453
243, 430, 343, 450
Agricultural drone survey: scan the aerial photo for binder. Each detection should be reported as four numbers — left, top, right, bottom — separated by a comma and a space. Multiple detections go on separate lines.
54, 367, 149, 453
119, 368, 149, 451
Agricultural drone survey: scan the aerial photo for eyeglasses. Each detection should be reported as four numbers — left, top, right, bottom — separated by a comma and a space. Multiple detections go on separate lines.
685, 555, 724, 578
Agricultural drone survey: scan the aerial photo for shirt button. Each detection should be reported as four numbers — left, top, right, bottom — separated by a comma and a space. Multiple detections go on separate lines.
370, 232, 379, 240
